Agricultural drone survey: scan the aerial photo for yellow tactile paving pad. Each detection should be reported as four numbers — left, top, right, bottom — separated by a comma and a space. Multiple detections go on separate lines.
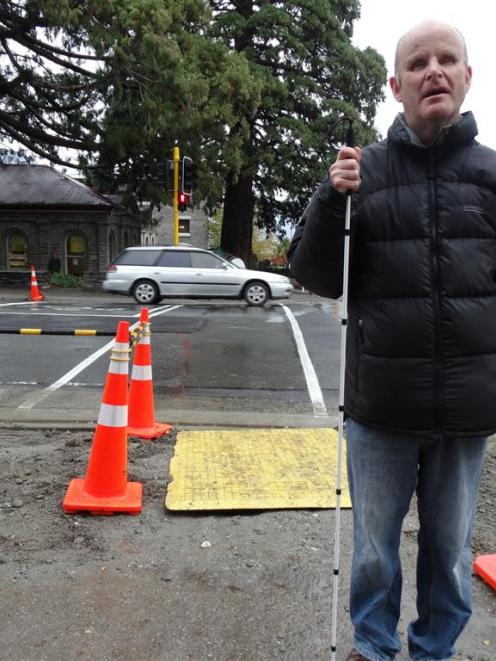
165, 428, 352, 511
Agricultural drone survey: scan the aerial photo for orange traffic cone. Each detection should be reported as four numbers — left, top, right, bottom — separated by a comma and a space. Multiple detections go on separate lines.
29, 265, 45, 301
473, 554, 496, 591
128, 308, 173, 439
63, 320, 142, 514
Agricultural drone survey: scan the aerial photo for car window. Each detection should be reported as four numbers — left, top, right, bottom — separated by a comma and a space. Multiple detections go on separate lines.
191, 252, 225, 269
156, 251, 191, 268
114, 249, 162, 266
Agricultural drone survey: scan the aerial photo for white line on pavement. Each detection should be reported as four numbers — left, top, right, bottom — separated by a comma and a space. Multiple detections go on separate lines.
1, 311, 138, 317
0, 301, 33, 307
17, 305, 182, 410
279, 304, 328, 417
148, 305, 182, 318
0, 381, 38, 385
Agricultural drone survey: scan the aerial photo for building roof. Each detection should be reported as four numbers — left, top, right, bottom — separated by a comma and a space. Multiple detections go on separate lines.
0, 164, 124, 210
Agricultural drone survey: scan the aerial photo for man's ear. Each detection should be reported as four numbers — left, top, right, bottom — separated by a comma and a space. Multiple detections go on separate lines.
389, 75, 402, 102
465, 65, 472, 93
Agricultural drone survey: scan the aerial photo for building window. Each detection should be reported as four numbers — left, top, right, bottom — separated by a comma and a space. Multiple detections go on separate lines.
6, 231, 28, 270
66, 233, 87, 276
179, 217, 191, 236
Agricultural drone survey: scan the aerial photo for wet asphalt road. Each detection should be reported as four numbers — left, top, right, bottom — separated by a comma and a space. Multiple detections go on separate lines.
0, 293, 341, 427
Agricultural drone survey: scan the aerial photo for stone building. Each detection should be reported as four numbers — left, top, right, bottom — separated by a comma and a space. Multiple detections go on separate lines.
141, 204, 209, 248
0, 164, 140, 286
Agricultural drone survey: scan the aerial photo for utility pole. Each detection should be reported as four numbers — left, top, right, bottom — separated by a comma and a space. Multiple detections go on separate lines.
173, 144, 180, 245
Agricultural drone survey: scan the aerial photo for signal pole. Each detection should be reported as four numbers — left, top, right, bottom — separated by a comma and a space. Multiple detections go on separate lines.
173, 144, 180, 245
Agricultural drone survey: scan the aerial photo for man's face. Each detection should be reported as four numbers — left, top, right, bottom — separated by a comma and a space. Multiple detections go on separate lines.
389, 24, 472, 138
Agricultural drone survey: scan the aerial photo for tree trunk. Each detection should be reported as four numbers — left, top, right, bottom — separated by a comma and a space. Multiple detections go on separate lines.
221, 171, 255, 267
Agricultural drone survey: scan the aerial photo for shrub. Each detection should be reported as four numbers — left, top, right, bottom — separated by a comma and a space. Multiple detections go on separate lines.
259, 265, 290, 277
50, 272, 82, 288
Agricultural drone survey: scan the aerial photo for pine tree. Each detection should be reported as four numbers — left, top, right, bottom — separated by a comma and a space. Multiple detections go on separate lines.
208, 0, 386, 265
0, 0, 105, 166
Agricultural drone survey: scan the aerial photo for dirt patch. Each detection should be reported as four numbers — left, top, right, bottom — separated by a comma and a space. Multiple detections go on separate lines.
0, 428, 495, 661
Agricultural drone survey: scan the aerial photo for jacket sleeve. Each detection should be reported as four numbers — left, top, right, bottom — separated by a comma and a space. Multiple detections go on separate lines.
287, 178, 352, 299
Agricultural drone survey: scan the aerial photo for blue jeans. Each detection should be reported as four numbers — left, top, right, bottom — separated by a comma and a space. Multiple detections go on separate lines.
345, 418, 487, 661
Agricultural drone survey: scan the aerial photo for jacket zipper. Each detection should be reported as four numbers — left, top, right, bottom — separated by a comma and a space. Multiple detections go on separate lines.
356, 319, 364, 394
427, 151, 443, 436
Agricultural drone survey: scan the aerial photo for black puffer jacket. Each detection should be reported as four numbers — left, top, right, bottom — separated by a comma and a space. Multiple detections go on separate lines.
288, 112, 496, 438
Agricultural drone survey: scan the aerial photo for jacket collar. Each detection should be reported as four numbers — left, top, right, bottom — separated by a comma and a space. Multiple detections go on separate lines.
388, 111, 478, 151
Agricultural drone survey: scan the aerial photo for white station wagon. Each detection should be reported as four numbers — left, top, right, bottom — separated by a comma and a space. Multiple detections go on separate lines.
103, 245, 293, 306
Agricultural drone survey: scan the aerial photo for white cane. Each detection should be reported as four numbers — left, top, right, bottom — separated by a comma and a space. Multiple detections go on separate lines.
330, 120, 354, 661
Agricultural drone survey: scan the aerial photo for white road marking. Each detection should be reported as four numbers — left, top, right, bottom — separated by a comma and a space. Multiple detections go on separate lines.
1, 311, 138, 318
2, 304, 180, 320
17, 305, 182, 410
148, 305, 181, 318
0, 301, 33, 307
279, 304, 328, 417
0, 381, 38, 385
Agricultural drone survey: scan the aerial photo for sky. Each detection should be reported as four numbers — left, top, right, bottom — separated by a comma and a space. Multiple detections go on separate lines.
352, 0, 496, 148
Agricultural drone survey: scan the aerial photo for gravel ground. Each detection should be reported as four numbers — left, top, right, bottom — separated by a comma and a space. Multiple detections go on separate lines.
0, 427, 495, 661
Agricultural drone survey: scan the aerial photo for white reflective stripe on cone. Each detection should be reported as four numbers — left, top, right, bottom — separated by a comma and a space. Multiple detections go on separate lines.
113, 342, 129, 352
109, 360, 129, 375
131, 364, 152, 381
97, 403, 128, 427
139, 335, 150, 345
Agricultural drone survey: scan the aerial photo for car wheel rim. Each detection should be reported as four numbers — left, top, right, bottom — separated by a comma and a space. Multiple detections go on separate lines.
246, 285, 267, 304
137, 284, 154, 302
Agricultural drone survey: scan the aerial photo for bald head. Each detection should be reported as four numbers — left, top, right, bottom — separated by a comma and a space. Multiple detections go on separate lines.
394, 21, 468, 80
389, 20, 472, 144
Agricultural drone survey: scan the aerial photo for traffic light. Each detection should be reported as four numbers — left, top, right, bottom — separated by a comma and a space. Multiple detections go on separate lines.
178, 190, 190, 212
181, 156, 196, 195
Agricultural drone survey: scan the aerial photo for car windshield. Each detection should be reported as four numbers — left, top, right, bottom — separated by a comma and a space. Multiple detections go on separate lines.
209, 247, 245, 268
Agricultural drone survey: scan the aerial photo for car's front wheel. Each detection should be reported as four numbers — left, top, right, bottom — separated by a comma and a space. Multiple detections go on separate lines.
243, 281, 269, 306
132, 280, 160, 305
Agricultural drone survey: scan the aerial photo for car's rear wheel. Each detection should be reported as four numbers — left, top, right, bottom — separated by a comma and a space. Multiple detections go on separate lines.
132, 280, 160, 305
243, 281, 269, 306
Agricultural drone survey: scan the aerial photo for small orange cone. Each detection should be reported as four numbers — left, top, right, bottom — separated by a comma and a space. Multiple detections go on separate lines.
473, 554, 496, 591
29, 265, 45, 301
63, 320, 142, 514
128, 308, 173, 439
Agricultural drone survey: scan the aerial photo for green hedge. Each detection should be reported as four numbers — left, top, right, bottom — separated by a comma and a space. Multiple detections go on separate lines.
259, 265, 290, 277
49, 273, 82, 288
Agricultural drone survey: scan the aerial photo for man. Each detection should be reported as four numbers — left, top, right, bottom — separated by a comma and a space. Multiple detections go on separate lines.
288, 21, 493, 661
48, 248, 61, 273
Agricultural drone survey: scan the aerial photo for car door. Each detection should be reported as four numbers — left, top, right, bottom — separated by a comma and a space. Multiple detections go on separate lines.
154, 249, 194, 296
113, 248, 163, 290
189, 251, 243, 296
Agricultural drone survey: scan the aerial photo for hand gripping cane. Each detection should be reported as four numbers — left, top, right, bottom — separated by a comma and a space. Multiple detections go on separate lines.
330, 119, 355, 661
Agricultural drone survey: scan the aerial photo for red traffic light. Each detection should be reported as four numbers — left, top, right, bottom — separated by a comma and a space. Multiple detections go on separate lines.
178, 191, 190, 211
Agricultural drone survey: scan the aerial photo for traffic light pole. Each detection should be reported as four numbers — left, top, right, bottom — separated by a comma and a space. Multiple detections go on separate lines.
173, 144, 180, 245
